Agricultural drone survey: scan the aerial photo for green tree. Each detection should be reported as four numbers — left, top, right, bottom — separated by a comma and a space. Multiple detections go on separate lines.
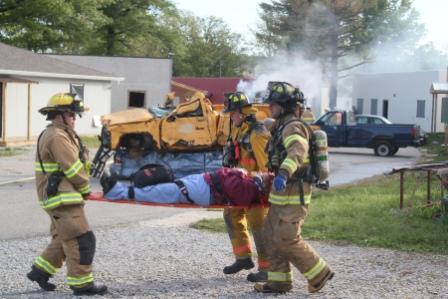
257, 0, 423, 107
86, 0, 177, 56
171, 13, 253, 76
0, 0, 107, 53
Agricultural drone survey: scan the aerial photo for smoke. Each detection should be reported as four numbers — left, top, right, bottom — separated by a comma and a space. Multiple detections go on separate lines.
236, 51, 325, 111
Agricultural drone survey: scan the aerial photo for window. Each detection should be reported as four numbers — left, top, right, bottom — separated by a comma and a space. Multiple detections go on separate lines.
356, 98, 364, 114
70, 83, 84, 100
321, 112, 342, 125
416, 100, 425, 118
373, 118, 385, 125
129, 91, 145, 108
357, 116, 368, 124
370, 99, 378, 115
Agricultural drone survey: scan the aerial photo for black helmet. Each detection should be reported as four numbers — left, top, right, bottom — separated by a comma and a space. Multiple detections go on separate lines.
222, 92, 251, 113
265, 82, 305, 110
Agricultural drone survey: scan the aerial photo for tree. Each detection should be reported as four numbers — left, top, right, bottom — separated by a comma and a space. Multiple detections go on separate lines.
86, 0, 177, 56
0, 0, 107, 53
257, 0, 423, 107
168, 13, 253, 77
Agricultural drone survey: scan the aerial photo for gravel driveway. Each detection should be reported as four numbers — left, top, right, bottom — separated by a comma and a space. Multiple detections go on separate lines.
2, 208, 448, 298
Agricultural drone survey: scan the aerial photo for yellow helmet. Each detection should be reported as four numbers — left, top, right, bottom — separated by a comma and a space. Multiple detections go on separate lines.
39, 93, 87, 116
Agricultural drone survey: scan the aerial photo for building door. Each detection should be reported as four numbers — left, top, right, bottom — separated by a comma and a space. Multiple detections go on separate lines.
0, 82, 3, 139
382, 99, 389, 119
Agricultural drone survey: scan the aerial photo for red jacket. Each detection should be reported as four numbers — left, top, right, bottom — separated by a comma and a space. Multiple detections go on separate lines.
203, 168, 270, 206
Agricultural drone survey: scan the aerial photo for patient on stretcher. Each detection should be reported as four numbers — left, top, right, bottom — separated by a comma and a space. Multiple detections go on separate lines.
101, 166, 273, 207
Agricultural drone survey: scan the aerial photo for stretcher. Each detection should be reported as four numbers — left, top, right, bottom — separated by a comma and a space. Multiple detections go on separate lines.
87, 192, 268, 209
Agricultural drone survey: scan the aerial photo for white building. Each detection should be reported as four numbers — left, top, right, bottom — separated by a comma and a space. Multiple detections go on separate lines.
352, 70, 448, 132
50, 55, 172, 112
0, 42, 121, 146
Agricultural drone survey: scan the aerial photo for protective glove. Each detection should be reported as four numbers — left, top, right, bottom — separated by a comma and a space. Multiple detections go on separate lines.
273, 173, 287, 192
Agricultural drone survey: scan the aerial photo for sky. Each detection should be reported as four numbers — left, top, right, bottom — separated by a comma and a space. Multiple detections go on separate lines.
175, 0, 448, 53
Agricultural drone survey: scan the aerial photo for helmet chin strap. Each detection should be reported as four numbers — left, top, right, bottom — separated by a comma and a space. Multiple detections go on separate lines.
59, 111, 69, 126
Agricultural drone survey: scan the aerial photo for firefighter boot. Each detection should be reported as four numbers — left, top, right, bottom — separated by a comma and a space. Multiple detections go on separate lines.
247, 271, 267, 282
26, 265, 56, 291
254, 282, 292, 294
308, 268, 334, 293
223, 257, 254, 274
71, 283, 108, 296
100, 168, 118, 194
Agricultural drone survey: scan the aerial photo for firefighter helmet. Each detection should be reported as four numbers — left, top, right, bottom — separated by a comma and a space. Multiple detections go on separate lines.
39, 93, 86, 116
222, 92, 251, 113
265, 81, 305, 110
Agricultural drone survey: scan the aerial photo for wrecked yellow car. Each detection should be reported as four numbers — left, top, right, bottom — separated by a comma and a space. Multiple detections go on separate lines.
91, 92, 270, 177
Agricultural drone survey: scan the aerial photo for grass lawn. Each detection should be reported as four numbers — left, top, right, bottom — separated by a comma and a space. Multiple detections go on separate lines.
422, 132, 448, 162
80, 135, 101, 149
191, 133, 448, 255
0, 146, 30, 157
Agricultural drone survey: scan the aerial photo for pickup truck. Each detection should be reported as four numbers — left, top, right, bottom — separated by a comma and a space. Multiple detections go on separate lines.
313, 110, 426, 156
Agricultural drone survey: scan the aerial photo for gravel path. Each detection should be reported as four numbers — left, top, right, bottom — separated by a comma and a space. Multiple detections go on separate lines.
2, 209, 448, 299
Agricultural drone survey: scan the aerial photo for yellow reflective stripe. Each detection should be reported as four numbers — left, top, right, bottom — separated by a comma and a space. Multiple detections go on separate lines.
304, 258, 326, 280
67, 273, 94, 286
40, 192, 84, 210
268, 271, 292, 282
283, 134, 307, 149
79, 183, 90, 194
34, 256, 58, 275
64, 159, 83, 178
269, 192, 311, 205
280, 158, 297, 174
35, 162, 59, 173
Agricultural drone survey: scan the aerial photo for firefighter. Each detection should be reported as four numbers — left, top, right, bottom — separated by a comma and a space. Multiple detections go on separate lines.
27, 93, 107, 296
221, 92, 270, 282
254, 82, 334, 294
301, 106, 315, 124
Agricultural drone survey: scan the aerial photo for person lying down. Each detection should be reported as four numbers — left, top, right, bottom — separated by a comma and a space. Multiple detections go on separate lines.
101, 167, 273, 207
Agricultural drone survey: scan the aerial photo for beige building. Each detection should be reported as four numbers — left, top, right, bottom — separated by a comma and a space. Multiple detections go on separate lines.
0, 42, 121, 146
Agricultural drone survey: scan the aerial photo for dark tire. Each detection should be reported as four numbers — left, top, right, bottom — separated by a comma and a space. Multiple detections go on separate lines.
391, 146, 399, 156
374, 141, 393, 157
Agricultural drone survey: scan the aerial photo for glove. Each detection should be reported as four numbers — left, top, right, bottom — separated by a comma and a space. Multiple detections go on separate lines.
273, 173, 287, 192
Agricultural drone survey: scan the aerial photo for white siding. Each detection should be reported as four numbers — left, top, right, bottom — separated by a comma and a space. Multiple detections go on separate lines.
5, 83, 28, 138
50, 55, 172, 112
352, 71, 446, 132
4, 78, 111, 141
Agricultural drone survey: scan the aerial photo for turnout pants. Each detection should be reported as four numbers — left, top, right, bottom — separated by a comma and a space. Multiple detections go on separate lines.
33, 205, 96, 288
263, 204, 331, 290
223, 206, 269, 270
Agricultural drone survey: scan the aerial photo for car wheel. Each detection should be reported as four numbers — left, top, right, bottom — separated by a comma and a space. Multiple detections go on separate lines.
391, 146, 399, 156
374, 141, 393, 157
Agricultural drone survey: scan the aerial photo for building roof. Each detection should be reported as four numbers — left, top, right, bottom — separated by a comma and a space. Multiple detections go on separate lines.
430, 82, 448, 94
173, 77, 243, 104
0, 42, 121, 81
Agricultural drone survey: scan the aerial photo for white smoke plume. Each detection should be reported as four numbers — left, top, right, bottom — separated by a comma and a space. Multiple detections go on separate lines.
236, 51, 326, 113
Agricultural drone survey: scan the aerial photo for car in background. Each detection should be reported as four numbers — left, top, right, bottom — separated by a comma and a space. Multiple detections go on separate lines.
314, 110, 426, 156
355, 114, 392, 125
